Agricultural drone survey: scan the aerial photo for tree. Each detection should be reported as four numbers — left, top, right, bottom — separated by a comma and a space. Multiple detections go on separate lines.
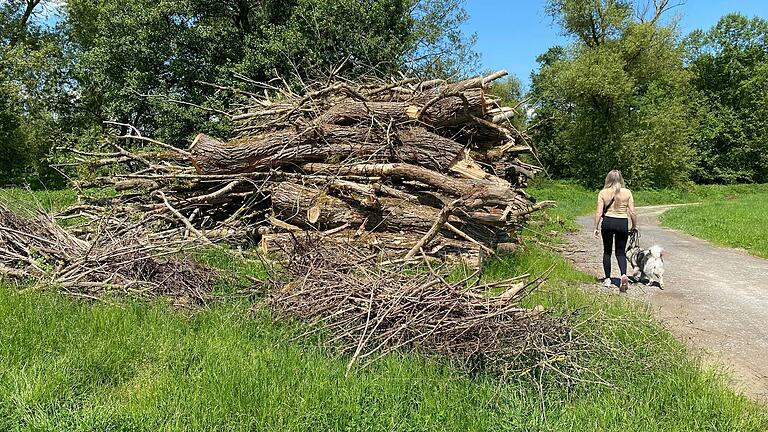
530, 0, 693, 188
406, 0, 479, 77
0, 82, 26, 182
64, 0, 478, 148
685, 14, 768, 183
1, 0, 42, 48
1, 0, 72, 185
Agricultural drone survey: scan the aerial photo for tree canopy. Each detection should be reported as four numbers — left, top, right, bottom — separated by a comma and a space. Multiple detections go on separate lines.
531, 1, 768, 188
531, 0, 694, 188
685, 14, 768, 183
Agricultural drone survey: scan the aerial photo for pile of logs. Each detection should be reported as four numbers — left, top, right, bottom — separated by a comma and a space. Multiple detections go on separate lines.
58, 70, 548, 261
0, 71, 585, 378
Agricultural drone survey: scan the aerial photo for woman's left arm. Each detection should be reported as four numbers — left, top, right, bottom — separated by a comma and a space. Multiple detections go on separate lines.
593, 193, 603, 238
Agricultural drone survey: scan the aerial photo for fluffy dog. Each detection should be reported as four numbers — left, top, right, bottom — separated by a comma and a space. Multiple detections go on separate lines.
626, 233, 665, 289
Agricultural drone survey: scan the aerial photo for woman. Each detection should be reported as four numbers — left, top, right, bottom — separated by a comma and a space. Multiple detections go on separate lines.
593, 170, 637, 292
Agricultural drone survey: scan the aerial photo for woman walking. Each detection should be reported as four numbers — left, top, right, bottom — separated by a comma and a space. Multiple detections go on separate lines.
593, 170, 638, 292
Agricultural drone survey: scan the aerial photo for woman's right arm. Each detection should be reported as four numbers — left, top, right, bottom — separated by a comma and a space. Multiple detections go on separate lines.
628, 192, 638, 230
593, 192, 603, 238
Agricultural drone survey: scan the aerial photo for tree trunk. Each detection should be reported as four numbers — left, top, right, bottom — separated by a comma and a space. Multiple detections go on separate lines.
269, 182, 505, 246
9, 0, 41, 48
190, 126, 464, 174
301, 162, 531, 210
322, 88, 486, 128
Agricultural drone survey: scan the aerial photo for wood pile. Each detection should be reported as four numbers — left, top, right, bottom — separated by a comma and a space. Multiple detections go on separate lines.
0, 71, 588, 378
56, 70, 548, 262
0, 204, 214, 305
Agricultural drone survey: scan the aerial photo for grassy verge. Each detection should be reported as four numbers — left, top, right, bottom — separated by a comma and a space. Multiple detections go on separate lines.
0, 187, 117, 215
527, 180, 768, 236
659, 192, 768, 258
2, 256, 767, 431
0, 187, 79, 213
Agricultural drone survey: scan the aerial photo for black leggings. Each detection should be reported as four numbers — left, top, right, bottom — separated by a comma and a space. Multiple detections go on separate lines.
601, 216, 628, 279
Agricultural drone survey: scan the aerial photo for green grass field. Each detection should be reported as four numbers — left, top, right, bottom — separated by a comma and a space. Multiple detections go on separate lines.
2, 251, 766, 431
660, 192, 768, 258
1, 185, 768, 430
526, 180, 768, 259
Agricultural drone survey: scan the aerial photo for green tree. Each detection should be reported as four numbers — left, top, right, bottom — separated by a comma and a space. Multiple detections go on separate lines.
531, 0, 694, 188
685, 14, 768, 183
1, 0, 72, 185
64, 0, 478, 147
407, 0, 479, 77
0, 81, 26, 182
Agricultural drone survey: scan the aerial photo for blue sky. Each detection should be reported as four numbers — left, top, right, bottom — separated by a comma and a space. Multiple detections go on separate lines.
461, 1, 768, 88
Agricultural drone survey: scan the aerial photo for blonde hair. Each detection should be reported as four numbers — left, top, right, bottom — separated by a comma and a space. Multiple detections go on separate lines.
604, 170, 624, 195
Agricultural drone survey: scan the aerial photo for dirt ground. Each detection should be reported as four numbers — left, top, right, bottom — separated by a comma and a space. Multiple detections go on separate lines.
563, 205, 768, 402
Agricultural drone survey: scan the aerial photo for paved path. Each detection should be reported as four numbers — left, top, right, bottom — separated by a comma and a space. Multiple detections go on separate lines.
565, 205, 768, 401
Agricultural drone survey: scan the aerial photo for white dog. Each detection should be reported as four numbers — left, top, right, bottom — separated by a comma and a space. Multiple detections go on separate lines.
626, 230, 665, 289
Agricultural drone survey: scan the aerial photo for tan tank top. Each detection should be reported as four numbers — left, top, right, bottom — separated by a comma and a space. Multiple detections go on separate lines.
600, 188, 633, 218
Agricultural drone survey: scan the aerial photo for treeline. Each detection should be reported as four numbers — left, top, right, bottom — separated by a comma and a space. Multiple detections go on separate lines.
531, 0, 768, 188
0, 0, 476, 186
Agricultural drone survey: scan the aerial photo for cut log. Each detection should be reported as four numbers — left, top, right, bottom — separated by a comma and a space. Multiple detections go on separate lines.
114, 179, 159, 191
405, 199, 460, 259
449, 156, 512, 188
301, 162, 530, 210
190, 126, 464, 174
320, 89, 485, 127
270, 182, 505, 246
271, 182, 367, 229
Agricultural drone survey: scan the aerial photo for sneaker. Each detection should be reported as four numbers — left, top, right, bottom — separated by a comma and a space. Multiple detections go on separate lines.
602, 278, 612, 287
619, 275, 629, 293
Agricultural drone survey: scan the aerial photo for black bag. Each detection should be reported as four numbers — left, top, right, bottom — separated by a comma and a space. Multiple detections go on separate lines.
601, 194, 616, 219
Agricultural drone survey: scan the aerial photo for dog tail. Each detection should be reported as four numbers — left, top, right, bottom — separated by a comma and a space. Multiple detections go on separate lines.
649, 245, 663, 258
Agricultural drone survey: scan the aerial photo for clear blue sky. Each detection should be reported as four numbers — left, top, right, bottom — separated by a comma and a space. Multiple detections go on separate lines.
461, 0, 768, 89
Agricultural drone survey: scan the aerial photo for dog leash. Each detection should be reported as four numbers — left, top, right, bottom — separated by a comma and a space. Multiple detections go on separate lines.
628, 229, 641, 250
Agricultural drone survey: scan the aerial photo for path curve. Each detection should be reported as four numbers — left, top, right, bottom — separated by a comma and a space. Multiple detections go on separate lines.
564, 205, 768, 401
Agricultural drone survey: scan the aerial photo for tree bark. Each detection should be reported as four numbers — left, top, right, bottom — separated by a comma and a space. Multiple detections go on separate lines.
190, 126, 464, 174
269, 182, 505, 246
301, 162, 531, 210
321, 88, 486, 127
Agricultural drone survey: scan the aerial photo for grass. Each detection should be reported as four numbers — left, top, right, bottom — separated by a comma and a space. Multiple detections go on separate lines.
2, 254, 767, 431
1, 184, 768, 429
527, 180, 768, 237
0, 187, 117, 215
0, 187, 79, 213
660, 192, 768, 258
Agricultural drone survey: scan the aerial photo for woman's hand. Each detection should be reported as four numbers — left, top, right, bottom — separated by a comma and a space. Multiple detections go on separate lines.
593, 228, 600, 238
